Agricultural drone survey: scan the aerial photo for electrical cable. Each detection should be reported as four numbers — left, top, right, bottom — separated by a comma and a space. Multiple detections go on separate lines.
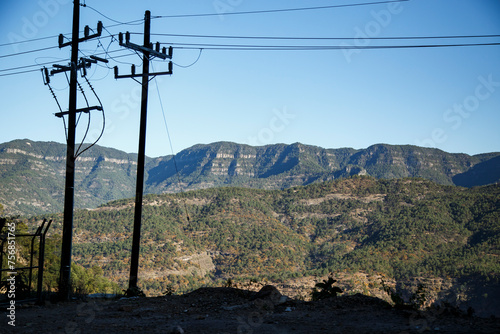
1, 0, 495, 56
152, 0, 409, 19
42, 67, 68, 142
1, 24, 498, 76
0, 45, 59, 59
75, 80, 91, 158
95, 27, 117, 68
0, 63, 41, 73
0, 68, 40, 77
75, 80, 89, 128
62, 116, 69, 144
0, 22, 138, 50
0, 35, 59, 48
0, 34, 112, 61
151, 62, 190, 223
1, 39, 499, 78
2, 40, 499, 78
167, 41, 500, 51
148, 32, 500, 41
42, 68, 64, 114
78, 41, 109, 80
0, 49, 133, 77
172, 48, 203, 68
74, 75, 106, 157
41, 60, 105, 157
98, 27, 143, 66
81, 3, 144, 26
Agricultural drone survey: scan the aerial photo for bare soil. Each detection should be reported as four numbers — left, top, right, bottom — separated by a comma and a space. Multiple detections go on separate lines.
4, 287, 499, 333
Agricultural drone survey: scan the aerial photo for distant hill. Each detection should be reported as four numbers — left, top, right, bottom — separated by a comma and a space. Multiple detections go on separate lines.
1, 139, 499, 215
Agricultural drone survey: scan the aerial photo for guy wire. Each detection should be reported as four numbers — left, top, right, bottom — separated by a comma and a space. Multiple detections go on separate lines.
152, 63, 190, 223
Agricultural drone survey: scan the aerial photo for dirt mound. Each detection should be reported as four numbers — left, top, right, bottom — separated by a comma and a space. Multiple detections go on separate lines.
5, 286, 500, 333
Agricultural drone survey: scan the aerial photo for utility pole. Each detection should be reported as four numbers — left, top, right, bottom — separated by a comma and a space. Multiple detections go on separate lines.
59, 0, 80, 302
114, 10, 173, 292
50, 1, 103, 301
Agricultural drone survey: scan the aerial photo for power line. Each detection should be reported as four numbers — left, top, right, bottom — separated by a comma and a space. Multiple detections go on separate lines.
3, 33, 497, 69
3, 0, 496, 55
0, 45, 60, 59
0, 49, 134, 75
96, 26, 144, 67
2, 1, 496, 60
4, 30, 498, 55
0, 50, 127, 76
151, 62, 190, 222
152, 0, 409, 19
0, 54, 133, 78
0, 22, 135, 51
164, 41, 500, 51
0, 68, 41, 77
0, 35, 59, 48
64, 1, 411, 28
0, 35, 114, 60
147, 32, 500, 41
81, 4, 144, 26
0, 62, 52, 73
2, 41, 499, 78
172, 48, 203, 68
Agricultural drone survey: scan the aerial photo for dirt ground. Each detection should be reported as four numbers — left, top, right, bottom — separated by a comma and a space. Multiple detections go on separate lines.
4, 286, 500, 334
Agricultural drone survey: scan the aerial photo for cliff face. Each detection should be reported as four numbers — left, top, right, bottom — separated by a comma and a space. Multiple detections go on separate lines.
145, 142, 498, 193
1, 139, 499, 215
0, 139, 138, 215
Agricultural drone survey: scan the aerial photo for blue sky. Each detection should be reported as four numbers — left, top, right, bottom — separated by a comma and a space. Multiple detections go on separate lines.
1, 0, 499, 157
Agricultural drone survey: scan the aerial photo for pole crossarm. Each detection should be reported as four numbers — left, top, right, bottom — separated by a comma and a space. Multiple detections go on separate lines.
49, 57, 108, 76
115, 29, 173, 81
118, 32, 173, 60
59, 21, 103, 48
54, 105, 103, 118
113, 62, 173, 79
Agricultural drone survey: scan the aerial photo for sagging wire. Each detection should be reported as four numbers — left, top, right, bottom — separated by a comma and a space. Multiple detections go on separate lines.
81, 3, 144, 26
63, 63, 88, 131
78, 43, 109, 81
41, 54, 106, 157
74, 79, 92, 157
98, 26, 140, 67
42, 66, 68, 142
151, 62, 190, 223
72, 78, 84, 129
172, 48, 203, 68
74, 74, 105, 158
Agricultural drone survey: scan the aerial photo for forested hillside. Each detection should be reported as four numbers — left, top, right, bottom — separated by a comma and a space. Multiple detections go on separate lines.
18, 176, 499, 314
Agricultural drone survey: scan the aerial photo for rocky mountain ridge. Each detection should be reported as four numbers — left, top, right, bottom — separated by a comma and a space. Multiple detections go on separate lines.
1, 139, 499, 215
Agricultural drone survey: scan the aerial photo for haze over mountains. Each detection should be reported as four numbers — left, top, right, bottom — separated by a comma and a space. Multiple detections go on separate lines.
1, 139, 499, 215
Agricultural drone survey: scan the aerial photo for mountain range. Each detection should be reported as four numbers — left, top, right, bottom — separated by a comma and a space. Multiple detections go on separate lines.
1, 139, 499, 215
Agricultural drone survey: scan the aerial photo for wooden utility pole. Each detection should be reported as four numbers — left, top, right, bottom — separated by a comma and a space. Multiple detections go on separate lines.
53, 1, 103, 301
59, 0, 80, 301
114, 10, 172, 292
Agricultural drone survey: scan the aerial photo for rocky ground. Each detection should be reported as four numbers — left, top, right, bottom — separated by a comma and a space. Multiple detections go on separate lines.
4, 286, 499, 334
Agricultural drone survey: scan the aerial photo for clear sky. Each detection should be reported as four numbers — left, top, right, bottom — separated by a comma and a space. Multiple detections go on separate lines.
1, 0, 499, 157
